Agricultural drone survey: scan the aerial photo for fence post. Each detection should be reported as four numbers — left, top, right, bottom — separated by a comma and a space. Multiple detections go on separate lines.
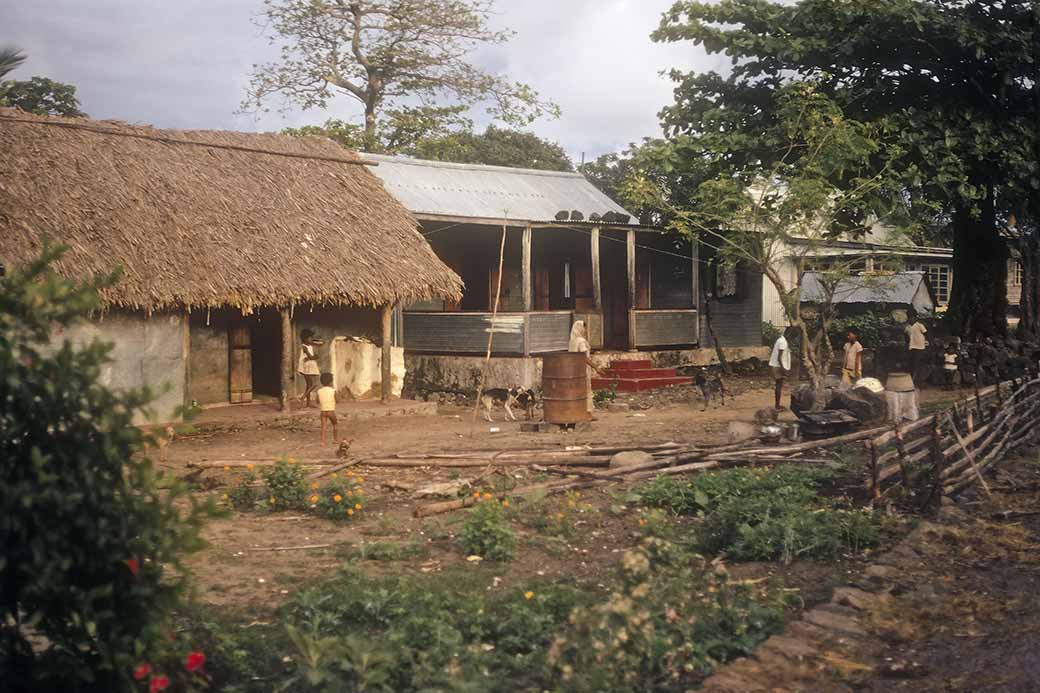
924, 423, 945, 510
867, 440, 880, 502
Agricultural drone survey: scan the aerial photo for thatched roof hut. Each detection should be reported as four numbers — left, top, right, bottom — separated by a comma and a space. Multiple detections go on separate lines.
0, 108, 463, 311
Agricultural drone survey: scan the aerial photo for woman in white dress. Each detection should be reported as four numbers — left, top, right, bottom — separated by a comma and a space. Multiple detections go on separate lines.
298, 329, 321, 408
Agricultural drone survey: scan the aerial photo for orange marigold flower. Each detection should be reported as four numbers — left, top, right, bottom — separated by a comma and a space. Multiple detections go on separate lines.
347, 509, 354, 516
473, 491, 481, 498
354, 503, 362, 510
501, 500, 510, 508
483, 493, 493, 500
524, 591, 534, 600
310, 495, 319, 504
333, 494, 342, 503
311, 482, 319, 490
246, 464, 255, 471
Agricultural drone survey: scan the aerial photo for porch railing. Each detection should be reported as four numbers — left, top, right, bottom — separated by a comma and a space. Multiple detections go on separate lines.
403, 311, 573, 355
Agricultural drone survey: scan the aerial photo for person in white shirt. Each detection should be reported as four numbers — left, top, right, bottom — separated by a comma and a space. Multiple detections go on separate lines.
768, 327, 795, 409
297, 329, 321, 408
842, 329, 864, 387
905, 314, 928, 384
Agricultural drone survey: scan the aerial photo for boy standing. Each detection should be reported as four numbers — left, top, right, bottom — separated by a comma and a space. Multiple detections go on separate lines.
768, 327, 794, 409
905, 314, 928, 384
317, 372, 338, 445
842, 329, 863, 387
943, 343, 959, 390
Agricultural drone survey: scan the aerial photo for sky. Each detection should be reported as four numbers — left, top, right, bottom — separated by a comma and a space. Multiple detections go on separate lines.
4, 0, 729, 161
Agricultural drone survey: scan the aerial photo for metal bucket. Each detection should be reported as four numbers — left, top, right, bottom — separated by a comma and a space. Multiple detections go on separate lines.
542, 352, 589, 424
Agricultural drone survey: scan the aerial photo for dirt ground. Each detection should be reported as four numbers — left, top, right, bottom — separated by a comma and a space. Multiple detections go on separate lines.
163, 376, 966, 615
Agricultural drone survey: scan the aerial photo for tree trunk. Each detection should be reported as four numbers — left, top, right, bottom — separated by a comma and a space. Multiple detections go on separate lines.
946, 197, 1008, 339
363, 97, 378, 153
1018, 236, 1039, 341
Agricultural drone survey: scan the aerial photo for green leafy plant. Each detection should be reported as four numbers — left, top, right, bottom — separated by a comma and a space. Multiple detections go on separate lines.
309, 475, 364, 521
347, 541, 427, 562
0, 245, 215, 690
458, 498, 517, 561
548, 539, 787, 690
261, 458, 308, 512
636, 466, 877, 562
761, 321, 782, 347
227, 469, 259, 511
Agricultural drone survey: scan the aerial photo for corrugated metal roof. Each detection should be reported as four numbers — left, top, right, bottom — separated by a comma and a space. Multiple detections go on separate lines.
801, 271, 934, 305
364, 154, 639, 225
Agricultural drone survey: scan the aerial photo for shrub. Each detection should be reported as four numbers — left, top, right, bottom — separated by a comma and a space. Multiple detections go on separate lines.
227, 469, 259, 511
636, 466, 877, 562
828, 310, 890, 349
762, 321, 782, 347
548, 539, 787, 690
309, 475, 364, 521
0, 246, 214, 690
458, 498, 517, 561
261, 458, 308, 511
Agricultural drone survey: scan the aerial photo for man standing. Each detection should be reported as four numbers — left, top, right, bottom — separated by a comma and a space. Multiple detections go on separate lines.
905, 313, 928, 385
842, 329, 863, 387
768, 327, 794, 409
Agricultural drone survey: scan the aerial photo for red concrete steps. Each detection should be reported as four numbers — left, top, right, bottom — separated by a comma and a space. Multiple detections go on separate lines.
592, 358, 694, 393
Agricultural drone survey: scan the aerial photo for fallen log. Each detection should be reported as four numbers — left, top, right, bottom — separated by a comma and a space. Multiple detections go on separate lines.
360, 455, 612, 468
309, 459, 363, 480
247, 544, 332, 552
188, 459, 337, 469
705, 423, 892, 459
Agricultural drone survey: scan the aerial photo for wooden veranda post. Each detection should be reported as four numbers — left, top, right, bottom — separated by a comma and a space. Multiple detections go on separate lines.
627, 228, 637, 350
381, 304, 393, 403
591, 226, 602, 312
522, 224, 532, 312
280, 308, 292, 412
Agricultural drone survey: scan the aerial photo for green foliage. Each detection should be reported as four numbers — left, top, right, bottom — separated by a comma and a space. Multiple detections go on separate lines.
636, 466, 877, 562
0, 46, 25, 80
829, 310, 891, 349
0, 245, 213, 689
309, 475, 364, 521
280, 118, 364, 149
548, 539, 788, 690
260, 458, 308, 512
410, 124, 573, 171
226, 470, 259, 511
0, 75, 85, 116
458, 498, 517, 561
762, 321, 782, 347
347, 541, 427, 562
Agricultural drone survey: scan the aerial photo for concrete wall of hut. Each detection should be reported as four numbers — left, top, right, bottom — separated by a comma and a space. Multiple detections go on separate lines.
51, 311, 186, 424
187, 310, 231, 406
290, 305, 382, 397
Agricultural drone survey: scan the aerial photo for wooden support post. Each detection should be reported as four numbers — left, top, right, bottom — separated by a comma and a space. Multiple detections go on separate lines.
591, 226, 602, 312
691, 233, 700, 342
280, 308, 292, 412
627, 228, 637, 350
380, 304, 393, 403
182, 310, 191, 411
522, 224, 532, 312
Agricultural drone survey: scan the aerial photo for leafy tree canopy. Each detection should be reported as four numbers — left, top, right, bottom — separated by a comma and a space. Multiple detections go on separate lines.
247, 0, 559, 152
650, 0, 1040, 337
0, 75, 86, 117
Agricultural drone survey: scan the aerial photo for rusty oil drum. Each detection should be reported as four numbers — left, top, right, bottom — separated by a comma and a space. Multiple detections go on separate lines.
541, 352, 589, 423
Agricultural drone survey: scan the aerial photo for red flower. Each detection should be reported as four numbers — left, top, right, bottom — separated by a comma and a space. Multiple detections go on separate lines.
132, 662, 151, 681
149, 675, 169, 692
124, 557, 140, 576
185, 650, 206, 672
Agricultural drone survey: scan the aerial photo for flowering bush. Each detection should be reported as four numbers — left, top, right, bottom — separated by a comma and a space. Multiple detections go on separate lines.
261, 458, 308, 511
458, 496, 517, 561
0, 246, 214, 689
226, 469, 259, 511
310, 474, 364, 521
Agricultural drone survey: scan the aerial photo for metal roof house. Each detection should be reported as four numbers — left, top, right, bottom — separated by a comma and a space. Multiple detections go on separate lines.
365, 156, 765, 391
800, 271, 937, 316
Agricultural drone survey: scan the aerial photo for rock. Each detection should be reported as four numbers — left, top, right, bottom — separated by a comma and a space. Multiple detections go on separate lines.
865, 564, 901, 581
804, 608, 867, 637
607, 402, 630, 413
828, 387, 887, 424
831, 586, 887, 611
609, 450, 653, 469
726, 421, 759, 443
759, 634, 818, 660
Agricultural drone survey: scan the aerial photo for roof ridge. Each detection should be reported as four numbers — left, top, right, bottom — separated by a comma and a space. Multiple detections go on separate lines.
363, 153, 586, 178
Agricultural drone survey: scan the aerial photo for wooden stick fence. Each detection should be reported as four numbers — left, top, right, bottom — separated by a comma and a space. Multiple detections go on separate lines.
865, 376, 1040, 503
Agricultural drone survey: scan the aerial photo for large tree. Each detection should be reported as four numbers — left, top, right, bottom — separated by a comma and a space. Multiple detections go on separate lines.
0, 76, 85, 117
246, 0, 558, 152
653, 0, 1039, 339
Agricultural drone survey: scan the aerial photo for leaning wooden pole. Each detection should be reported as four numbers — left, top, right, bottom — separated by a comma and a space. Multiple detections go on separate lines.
472, 222, 509, 422
280, 308, 292, 412
381, 304, 393, 403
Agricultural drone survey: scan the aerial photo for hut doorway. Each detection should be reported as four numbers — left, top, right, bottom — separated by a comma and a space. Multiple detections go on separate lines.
600, 229, 630, 350
228, 309, 283, 403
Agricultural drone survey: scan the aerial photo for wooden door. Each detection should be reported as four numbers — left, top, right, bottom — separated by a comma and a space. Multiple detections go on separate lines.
229, 325, 253, 403
534, 268, 551, 311
635, 262, 651, 310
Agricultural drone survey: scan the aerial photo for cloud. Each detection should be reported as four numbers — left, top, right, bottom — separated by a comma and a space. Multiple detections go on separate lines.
3, 0, 726, 159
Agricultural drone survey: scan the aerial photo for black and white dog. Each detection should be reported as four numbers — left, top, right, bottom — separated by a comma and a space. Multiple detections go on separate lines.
480, 387, 537, 422
694, 369, 728, 411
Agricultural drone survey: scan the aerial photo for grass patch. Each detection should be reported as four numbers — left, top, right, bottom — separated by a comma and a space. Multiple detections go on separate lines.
347, 541, 429, 562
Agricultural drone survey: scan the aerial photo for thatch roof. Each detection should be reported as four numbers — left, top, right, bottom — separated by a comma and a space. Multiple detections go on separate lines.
0, 108, 462, 311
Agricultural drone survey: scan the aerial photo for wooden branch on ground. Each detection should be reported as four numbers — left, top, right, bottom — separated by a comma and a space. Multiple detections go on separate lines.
188, 459, 338, 469
308, 459, 363, 480
247, 544, 332, 552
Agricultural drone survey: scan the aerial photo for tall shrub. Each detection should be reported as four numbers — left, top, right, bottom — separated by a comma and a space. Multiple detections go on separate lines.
0, 246, 213, 690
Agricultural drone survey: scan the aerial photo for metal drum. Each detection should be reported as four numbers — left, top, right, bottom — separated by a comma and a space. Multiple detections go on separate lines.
542, 352, 589, 423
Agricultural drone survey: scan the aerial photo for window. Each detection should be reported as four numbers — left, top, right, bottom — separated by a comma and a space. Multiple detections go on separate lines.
715, 261, 739, 298
1010, 259, 1023, 287
912, 263, 951, 305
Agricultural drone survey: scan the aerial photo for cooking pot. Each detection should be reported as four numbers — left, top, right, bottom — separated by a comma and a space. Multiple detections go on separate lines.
885, 372, 915, 392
